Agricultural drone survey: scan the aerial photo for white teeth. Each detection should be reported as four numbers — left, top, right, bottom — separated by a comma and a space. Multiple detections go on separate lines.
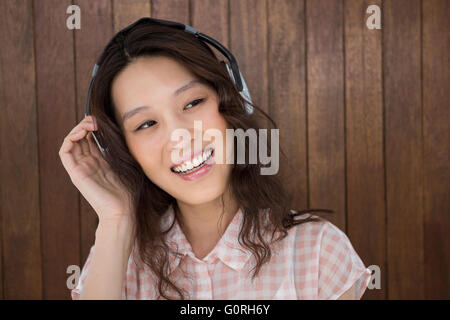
173, 148, 213, 173
193, 157, 200, 167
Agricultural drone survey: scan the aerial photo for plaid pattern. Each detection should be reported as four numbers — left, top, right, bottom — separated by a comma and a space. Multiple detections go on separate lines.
72, 206, 372, 300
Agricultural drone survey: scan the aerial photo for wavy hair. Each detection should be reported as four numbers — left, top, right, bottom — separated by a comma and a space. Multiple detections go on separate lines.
88, 21, 333, 299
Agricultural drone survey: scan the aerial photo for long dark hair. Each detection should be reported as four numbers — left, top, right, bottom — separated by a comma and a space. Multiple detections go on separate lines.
89, 21, 333, 299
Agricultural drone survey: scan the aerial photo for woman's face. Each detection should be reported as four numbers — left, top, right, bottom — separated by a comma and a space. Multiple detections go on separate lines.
111, 55, 232, 205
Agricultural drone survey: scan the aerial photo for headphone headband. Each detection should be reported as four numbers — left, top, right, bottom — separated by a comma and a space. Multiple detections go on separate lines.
91, 17, 242, 90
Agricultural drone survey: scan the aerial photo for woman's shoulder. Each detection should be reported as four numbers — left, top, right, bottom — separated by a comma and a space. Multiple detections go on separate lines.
267, 211, 333, 255
285, 211, 361, 262
287, 211, 372, 299
288, 211, 337, 239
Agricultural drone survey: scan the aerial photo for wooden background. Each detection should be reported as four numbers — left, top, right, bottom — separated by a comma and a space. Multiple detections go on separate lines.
0, 0, 448, 300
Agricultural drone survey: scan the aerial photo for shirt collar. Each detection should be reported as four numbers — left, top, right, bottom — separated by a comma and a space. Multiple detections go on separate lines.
161, 204, 252, 274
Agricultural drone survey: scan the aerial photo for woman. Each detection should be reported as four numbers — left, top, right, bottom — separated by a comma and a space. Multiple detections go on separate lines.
59, 19, 372, 300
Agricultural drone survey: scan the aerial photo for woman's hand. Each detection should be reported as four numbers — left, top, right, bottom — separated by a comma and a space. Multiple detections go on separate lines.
59, 115, 134, 223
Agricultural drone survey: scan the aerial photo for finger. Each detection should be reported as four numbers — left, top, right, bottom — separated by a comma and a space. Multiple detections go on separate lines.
69, 119, 96, 136
61, 129, 87, 159
89, 115, 98, 130
68, 115, 95, 134
59, 131, 86, 171
83, 115, 98, 131
60, 118, 97, 165
59, 139, 77, 173
79, 135, 90, 156
67, 122, 96, 155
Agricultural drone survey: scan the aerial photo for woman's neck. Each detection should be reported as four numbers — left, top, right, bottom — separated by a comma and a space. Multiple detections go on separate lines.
175, 188, 239, 259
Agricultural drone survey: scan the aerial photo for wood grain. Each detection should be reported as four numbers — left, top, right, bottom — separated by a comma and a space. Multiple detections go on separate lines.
192, 0, 229, 48
267, 0, 308, 211
230, 0, 269, 122
344, 0, 385, 300
152, 0, 189, 24
422, 0, 450, 299
383, 0, 424, 299
113, 0, 151, 33
306, 0, 346, 230
0, 0, 42, 299
34, 0, 80, 299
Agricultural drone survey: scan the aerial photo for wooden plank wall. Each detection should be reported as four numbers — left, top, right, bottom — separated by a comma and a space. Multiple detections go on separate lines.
0, 0, 448, 300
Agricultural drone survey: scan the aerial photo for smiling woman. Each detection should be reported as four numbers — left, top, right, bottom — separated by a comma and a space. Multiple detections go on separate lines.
110, 53, 235, 211
64, 18, 371, 300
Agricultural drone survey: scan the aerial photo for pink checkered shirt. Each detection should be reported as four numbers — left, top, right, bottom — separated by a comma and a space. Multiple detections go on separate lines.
72, 206, 372, 300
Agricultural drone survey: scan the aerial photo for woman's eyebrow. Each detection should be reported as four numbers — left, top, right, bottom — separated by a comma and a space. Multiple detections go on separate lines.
121, 79, 205, 123
174, 79, 204, 97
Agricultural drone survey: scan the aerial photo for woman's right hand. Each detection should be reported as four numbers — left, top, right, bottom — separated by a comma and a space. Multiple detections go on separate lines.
59, 115, 134, 223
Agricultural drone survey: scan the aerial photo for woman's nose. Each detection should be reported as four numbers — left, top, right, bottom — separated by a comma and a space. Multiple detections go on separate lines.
165, 119, 206, 155
164, 118, 195, 151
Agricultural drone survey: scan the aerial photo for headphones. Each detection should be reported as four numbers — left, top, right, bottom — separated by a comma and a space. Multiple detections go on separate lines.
85, 17, 253, 156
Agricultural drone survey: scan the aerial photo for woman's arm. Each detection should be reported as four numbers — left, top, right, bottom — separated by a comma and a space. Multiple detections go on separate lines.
79, 216, 134, 300
337, 283, 357, 300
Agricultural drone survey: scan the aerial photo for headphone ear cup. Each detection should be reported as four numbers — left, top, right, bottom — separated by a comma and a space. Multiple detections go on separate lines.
221, 60, 236, 84
237, 69, 254, 115
220, 60, 254, 115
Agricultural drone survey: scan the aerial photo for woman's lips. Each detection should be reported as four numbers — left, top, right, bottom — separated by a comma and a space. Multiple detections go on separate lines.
171, 149, 215, 181
170, 146, 213, 170
171, 148, 204, 168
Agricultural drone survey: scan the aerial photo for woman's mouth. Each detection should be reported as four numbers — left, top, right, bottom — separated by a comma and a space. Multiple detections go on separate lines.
170, 148, 215, 181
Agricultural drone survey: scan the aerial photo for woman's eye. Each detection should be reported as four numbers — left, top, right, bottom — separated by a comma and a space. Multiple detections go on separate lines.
184, 98, 205, 110
136, 120, 156, 131
135, 98, 205, 131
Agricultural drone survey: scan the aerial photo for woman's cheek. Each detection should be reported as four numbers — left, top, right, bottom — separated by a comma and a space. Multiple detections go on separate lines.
129, 140, 162, 174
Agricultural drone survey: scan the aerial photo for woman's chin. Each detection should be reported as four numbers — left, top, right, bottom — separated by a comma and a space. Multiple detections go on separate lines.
173, 187, 223, 205
149, 164, 230, 204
